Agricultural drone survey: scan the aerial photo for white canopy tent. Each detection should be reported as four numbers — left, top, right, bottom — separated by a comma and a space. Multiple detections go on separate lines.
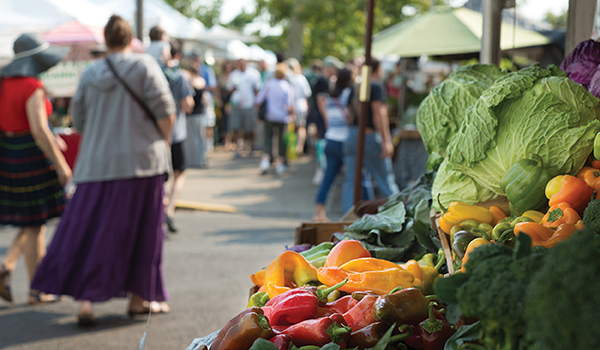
0, 0, 110, 60
87, 0, 205, 40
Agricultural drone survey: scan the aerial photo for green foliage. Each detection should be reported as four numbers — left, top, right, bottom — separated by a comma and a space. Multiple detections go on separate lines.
164, 0, 223, 28
249, 0, 434, 62
524, 229, 600, 350
544, 9, 567, 29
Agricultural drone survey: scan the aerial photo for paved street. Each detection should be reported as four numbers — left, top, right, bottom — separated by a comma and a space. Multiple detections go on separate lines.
0, 148, 345, 350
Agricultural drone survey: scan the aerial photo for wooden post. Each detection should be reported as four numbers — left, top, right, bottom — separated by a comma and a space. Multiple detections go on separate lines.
354, 0, 376, 206
136, 0, 144, 41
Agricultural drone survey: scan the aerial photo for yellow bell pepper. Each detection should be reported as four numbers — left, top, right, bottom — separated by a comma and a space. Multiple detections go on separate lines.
263, 251, 319, 298
398, 259, 422, 285
438, 200, 494, 235
545, 175, 563, 199
340, 257, 400, 272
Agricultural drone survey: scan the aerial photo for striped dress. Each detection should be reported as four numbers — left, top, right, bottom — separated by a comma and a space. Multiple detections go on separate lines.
0, 77, 66, 226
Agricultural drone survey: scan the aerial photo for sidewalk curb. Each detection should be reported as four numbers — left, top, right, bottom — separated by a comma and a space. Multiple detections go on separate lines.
176, 200, 239, 213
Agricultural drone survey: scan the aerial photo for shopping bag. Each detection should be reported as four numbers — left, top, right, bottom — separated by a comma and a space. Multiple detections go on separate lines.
285, 122, 298, 160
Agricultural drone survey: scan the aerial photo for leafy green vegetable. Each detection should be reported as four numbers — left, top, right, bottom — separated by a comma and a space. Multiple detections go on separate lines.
435, 64, 600, 205
346, 201, 406, 235
417, 64, 507, 159
249, 338, 279, 350
338, 172, 440, 262
443, 321, 481, 350
431, 159, 497, 210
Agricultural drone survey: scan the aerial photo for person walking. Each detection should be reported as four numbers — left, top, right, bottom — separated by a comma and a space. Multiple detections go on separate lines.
287, 58, 312, 156
226, 59, 261, 157
30, 15, 176, 326
0, 34, 72, 304
313, 68, 354, 222
183, 66, 207, 168
342, 58, 399, 214
256, 64, 295, 175
162, 40, 195, 233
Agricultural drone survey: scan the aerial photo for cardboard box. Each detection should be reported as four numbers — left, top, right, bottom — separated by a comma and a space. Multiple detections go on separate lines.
294, 222, 354, 245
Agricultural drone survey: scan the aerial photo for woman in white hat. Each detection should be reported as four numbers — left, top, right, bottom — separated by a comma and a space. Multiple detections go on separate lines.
0, 33, 72, 304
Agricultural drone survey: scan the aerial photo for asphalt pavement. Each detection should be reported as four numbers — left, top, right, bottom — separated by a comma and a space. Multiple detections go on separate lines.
0, 147, 345, 350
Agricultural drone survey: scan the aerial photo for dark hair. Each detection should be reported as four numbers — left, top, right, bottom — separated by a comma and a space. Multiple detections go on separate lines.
329, 68, 353, 98
149, 26, 166, 42
104, 15, 132, 49
312, 59, 323, 72
276, 52, 285, 63
170, 39, 181, 58
371, 57, 381, 73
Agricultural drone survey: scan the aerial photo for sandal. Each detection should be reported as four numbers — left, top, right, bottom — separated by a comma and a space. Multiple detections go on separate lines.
28, 291, 63, 305
77, 313, 98, 327
0, 265, 12, 303
128, 301, 170, 317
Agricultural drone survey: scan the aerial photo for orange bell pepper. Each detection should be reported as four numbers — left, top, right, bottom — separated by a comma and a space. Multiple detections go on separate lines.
578, 167, 600, 189
263, 251, 319, 298
514, 222, 555, 245
340, 258, 400, 272
317, 266, 414, 295
541, 223, 579, 248
588, 154, 600, 169
547, 175, 595, 215
489, 205, 508, 225
324, 240, 371, 267
577, 166, 597, 181
541, 202, 581, 228
460, 238, 489, 273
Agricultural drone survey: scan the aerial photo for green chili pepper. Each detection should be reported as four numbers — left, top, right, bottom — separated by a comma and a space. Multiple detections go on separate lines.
300, 242, 335, 268
452, 231, 477, 259
492, 223, 512, 240
450, 225, 463, 236
510, 216, 533, 228
247, 291, 270, 308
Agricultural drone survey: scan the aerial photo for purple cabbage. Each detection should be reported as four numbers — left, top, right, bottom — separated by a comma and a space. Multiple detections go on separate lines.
560, 39, 600, 89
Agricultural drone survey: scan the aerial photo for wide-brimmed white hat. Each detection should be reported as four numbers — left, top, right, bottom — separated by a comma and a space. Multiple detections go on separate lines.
1, 33, 69, 78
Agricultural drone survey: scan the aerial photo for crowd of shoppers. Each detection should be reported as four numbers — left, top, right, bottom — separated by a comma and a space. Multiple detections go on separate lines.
0, 12, 424, 327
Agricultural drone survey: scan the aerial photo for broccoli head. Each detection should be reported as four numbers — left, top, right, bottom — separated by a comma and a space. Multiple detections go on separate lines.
524, 229, 600, 350
454, 239, 547, 350
582, 198, 600, 234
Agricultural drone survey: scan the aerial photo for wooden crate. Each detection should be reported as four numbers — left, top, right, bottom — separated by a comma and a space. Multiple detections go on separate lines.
431, 196, 509, 275
294, 222, 354, 245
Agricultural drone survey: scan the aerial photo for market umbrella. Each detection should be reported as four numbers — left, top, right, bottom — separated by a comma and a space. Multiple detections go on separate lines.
372, 6, 551, 57
42, 20, 104, 44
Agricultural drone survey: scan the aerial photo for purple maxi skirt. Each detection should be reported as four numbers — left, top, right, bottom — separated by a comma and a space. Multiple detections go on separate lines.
31, 175, 168, 302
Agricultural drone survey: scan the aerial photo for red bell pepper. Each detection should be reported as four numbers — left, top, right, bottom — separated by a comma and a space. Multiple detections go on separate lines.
280, 314, 352, 347
418, 302, 453, 350
324, 295, 359, 314
269, 334, 293, 350
342, 294, 378, 332
264, 289, 318, 326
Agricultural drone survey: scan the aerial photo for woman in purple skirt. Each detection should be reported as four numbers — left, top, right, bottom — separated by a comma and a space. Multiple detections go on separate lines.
30, 15, 176, 326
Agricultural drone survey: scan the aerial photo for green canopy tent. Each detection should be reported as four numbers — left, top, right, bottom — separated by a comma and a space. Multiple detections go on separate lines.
372, 7, 551, 57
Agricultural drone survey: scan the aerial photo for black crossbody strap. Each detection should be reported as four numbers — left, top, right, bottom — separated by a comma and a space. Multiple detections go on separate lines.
105, 58, 159, 129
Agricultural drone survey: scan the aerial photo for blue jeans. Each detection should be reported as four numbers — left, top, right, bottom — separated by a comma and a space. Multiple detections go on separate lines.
342, 127, 400, 213
315, 140, 344, 205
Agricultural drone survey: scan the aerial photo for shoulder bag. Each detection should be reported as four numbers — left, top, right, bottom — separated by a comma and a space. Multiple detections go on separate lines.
105, 58, 160, 131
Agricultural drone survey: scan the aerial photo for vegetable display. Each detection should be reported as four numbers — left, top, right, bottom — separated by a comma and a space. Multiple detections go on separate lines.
426, 65, 600, 208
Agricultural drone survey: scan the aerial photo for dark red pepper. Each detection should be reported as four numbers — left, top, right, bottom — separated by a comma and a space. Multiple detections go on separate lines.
210, 307, 274, 350
324, 295, 359, 314
373, 288, 430, 326
269, 334, 293, 350
347, 323, 414, 349
404, 324, 425, 349
315, 307, 336, 318
280, 314, 352, 347
419, 302, 453, 350
342, 294, 378, 332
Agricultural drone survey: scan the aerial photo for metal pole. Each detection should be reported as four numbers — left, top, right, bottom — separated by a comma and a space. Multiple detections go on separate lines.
480, 0, 503, 65
354, 0, 376, 206
136, 0, 144, 41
